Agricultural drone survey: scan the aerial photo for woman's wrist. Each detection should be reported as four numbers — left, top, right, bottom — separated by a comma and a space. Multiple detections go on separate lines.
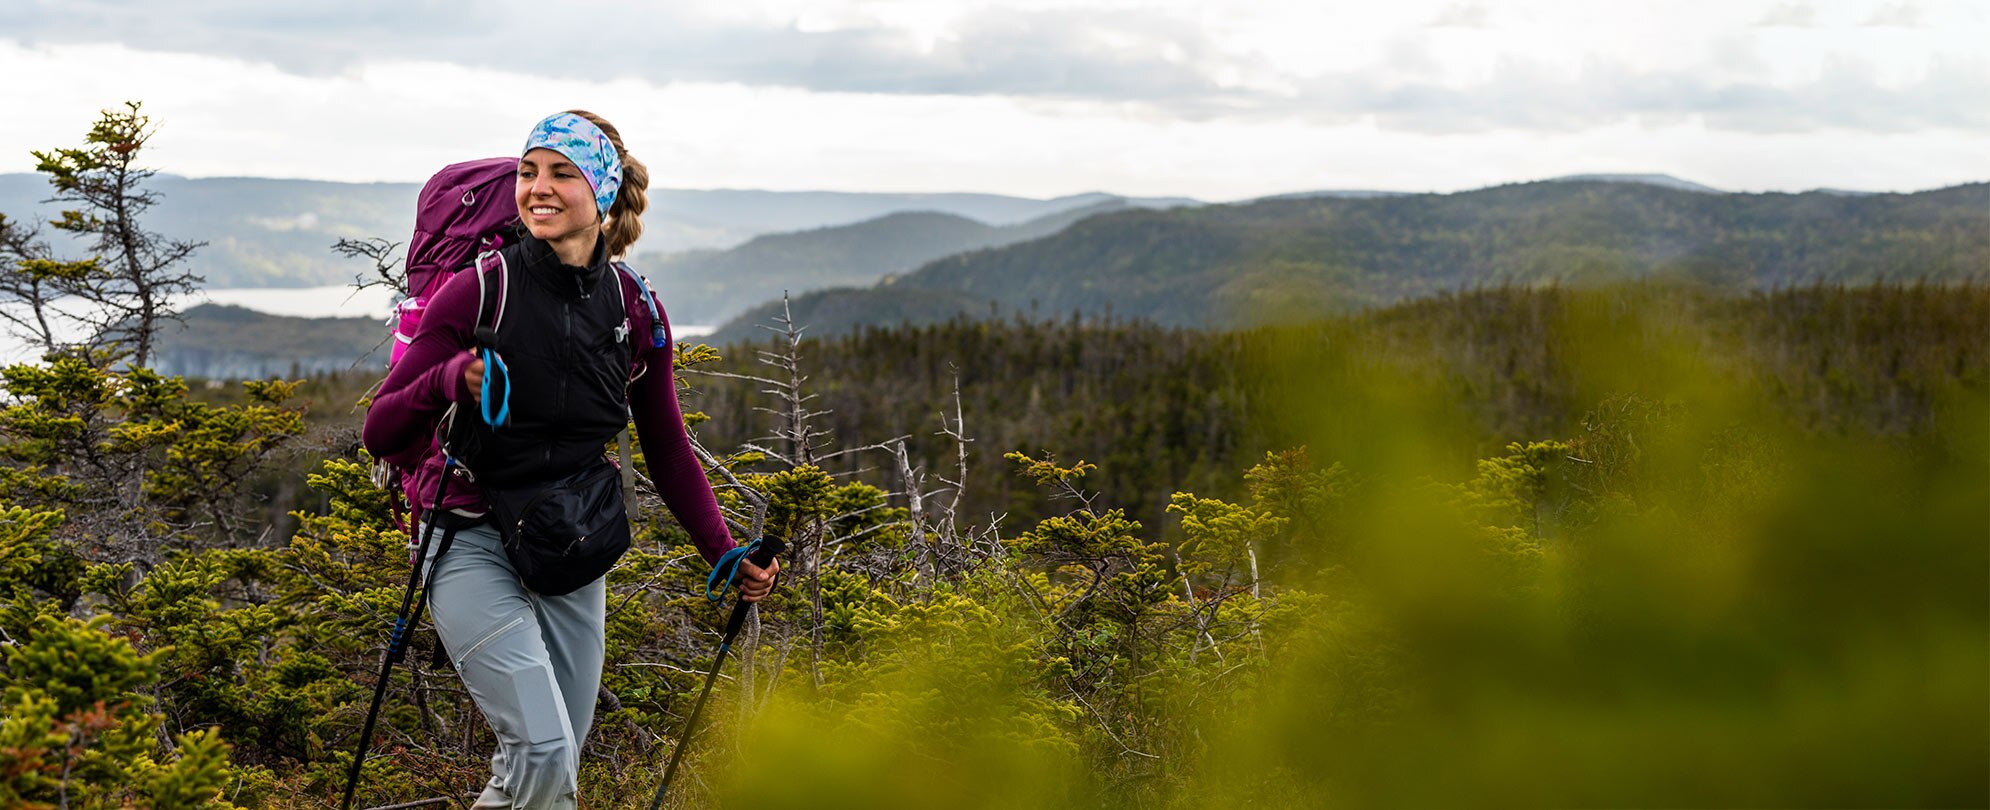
442, 351, 479, 404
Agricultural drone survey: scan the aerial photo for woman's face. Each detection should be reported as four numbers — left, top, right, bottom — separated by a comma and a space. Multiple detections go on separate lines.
516, 148, 600, 247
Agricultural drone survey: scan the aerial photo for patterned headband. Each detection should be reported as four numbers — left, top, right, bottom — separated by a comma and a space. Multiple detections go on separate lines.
521, 112, 623, 217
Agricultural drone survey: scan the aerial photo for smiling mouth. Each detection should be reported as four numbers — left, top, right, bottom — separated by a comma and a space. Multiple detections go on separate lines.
529, 207, 561, 215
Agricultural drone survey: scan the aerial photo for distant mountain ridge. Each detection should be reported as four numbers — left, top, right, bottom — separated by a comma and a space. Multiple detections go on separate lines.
642, 198, 1179, 325
1547, 174, 1724, 194
650, 189, 1196, 239
708, 180, 1990, 344
1249, 174, 1723, 202
0, 172, 1197, 289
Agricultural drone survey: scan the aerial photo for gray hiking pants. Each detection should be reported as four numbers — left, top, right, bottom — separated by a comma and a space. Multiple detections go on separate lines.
421, 520, 605, 809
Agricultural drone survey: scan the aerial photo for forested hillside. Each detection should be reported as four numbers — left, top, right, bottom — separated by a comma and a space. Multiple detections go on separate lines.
150, 304, 384, 379
711, 180, 1990, 342
691, 283, 1989, 537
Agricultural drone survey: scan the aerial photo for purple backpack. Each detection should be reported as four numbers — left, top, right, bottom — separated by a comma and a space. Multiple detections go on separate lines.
378, 157, 671, 528
390, 157, 521, 366
391, 156, 667, 365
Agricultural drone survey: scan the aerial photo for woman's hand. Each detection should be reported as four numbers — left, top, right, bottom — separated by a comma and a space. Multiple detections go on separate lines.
736, 558, 779, 603
463, 356, 485, 403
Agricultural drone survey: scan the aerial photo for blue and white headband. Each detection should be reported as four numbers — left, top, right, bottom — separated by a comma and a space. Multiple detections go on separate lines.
522, 112, 623, 218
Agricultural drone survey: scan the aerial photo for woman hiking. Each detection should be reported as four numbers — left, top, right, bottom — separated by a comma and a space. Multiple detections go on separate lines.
362, 110, 776, 808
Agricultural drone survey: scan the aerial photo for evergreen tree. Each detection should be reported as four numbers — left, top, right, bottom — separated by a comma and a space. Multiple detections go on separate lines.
15, 101, 205, 367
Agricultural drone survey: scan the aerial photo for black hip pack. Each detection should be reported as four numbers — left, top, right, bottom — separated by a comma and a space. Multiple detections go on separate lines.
481, 457, 630, 596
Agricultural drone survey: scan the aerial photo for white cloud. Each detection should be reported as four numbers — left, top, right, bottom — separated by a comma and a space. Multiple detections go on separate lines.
1756, 3, 1819, 27
1427, 3, 1493, 28
6, 1, 1981, 121
1861, 2, 1924, 27
1, 2, 1986, 198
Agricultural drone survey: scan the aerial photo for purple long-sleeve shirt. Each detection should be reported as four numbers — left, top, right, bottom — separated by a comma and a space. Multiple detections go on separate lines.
361, 257, 736, 566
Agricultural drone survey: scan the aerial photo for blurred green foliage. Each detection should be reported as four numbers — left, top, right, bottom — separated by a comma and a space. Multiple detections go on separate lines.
683, 282, 1989, 809
0, 281, 1982, 807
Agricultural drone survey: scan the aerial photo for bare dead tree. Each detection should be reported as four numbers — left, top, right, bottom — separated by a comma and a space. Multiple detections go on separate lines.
892, 439, 932, 581
754, 295, 830, 468
892, 371, 989, 583
680, 295, 835, 681
329, 236, 410, 378
683, 294, 963, 687
683, 297, 832, 472
930, 368, 977, 571
334, 236, 408, 298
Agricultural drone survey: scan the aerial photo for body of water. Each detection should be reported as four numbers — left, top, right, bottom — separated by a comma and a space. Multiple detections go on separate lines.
196, 285, 715, 337
198, 285, 400, 320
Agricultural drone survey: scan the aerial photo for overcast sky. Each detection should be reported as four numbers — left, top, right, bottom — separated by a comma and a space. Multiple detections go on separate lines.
1, 0, 1983, 200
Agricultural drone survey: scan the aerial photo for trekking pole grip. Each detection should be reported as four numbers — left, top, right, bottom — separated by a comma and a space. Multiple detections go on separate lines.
746, 536, 784, 570
722, 537, 785, 638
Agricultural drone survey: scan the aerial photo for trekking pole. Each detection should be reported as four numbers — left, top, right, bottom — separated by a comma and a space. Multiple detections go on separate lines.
646, 536, 786, 810
341, 457, 458, 810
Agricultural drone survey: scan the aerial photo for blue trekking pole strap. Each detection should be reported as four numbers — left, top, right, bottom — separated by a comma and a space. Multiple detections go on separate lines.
479, 347, 510, 427
704, 539, 766, 603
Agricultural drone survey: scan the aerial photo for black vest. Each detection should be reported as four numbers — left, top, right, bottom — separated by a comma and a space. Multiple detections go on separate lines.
447, 236, 633, 488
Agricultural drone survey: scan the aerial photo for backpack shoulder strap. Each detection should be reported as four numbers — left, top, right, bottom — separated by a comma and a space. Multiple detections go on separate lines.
611, 261, 672, 385
473, 248, 511, 344
611, 261, 668, 349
